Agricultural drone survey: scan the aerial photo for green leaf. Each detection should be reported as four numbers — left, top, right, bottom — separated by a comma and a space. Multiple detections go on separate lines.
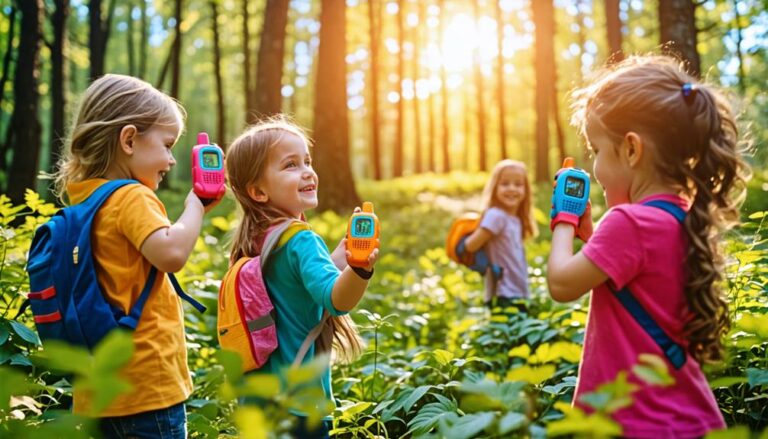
402, 385, 431, 413
339, 401, 372, 418
747, 368, 768, 387
187, 413, 219, 438
93, 331, 134, 373
704, 426, 750, 439
433, 349, 455, 366
0, 321, 10, 345
34, 340, 92, 376
547, 413, 622, 437
709, 376, 748, 389
241, 374, 281, 399
407, 399, 458, 435
498, 411, 526, 434
9, 353, 33, 367
0, 366, 31, 411
9, 320, 41, 346
215, 349, 243, 384
82, 373, 134, 416
747, 211, 766, 219
442, 412, 495, 439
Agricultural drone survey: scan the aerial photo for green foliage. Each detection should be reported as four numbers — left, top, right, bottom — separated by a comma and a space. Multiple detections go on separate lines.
1, 175, 767, 437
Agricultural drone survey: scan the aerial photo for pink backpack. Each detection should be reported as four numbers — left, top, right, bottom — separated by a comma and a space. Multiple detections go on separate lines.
217, 220, 329, 372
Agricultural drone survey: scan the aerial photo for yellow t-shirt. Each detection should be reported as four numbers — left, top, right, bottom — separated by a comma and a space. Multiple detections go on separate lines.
66, 179, 192, 417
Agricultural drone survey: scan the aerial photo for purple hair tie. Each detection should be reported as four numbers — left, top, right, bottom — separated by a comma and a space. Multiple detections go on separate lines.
682, 83, 697, 103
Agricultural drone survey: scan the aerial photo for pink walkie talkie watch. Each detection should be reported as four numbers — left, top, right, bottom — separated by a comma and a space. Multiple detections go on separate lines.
191, 132, 225, 205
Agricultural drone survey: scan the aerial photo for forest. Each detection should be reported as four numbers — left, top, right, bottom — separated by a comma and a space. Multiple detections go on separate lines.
0, 0, 766, 437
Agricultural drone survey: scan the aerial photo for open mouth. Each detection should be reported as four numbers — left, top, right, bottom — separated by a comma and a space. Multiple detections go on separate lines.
299, 185, 316, 192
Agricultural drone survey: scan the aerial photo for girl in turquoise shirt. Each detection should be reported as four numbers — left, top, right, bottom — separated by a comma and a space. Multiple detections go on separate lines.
226, 117, 379, 438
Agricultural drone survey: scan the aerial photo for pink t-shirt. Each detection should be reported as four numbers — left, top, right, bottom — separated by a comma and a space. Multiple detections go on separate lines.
579, 194, 725, 438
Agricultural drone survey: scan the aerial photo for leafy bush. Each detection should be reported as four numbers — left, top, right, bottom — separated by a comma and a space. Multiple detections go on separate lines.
1, 174, 766, 437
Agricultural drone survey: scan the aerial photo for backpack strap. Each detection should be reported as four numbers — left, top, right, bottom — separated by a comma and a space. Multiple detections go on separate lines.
258, 219, 331, 368
167, 273, 207, 313
260, 220, 311, 267
114, 260, 207, 331
608, 199, 688, 370
292, 310, 330, 368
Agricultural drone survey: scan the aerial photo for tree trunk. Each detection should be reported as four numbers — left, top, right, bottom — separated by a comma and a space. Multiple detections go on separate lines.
0, 6, 17, 171
494, 0, 507, 160
551, 76, 566, 166
243, 0, 255, 122
412, 6, 422, 175
313, 0, 360, 213
532, 0, 554, 182
127, 1, 135, 76
605, 0, 623, 63
438, 0, 450, 173
472, 0, 487, 172
88, 0, 115, 81
393, 0, 405, 178
51, 0, 70, 174
425, 1, 436, 173
170, 0, 182, 98
255, 0, 290, 118
731, 0, 746, 94
7, 0, 43, 203
155, 35, 174, 90
464, 86, 471, 170
367, 0, 382, 180
139, 0, 147, 78
659, 0, 700, 77
210, 0, 226, 148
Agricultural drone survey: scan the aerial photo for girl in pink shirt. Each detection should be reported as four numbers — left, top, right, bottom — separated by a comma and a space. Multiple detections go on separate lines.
546, 55, 749, 437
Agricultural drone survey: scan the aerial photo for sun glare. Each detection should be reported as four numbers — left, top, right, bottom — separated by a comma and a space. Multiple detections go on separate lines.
429, 13, 505, 73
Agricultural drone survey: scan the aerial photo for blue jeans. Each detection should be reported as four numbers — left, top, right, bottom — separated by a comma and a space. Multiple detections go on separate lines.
99, 402, 186, 439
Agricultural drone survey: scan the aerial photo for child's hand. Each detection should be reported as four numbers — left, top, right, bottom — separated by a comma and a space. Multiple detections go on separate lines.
347, 244, 379, 272
185, 190, 222, 214
576, 201, 593, 242
331, 238, 349, 270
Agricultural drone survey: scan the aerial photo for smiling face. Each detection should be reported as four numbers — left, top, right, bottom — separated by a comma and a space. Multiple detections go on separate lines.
255, 133, 318, 218
126, 121, 180, 190
493, 166, 528, 214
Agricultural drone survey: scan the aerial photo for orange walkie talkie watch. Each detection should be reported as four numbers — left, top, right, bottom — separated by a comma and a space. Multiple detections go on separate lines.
346, 202, 380, 268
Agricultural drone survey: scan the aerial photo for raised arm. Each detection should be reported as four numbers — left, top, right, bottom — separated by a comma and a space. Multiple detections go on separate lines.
547, 223, 608, 302
140, 191, 219, 273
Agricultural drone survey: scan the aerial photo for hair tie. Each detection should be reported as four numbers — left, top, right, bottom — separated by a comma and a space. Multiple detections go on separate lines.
682, 83, 698, 104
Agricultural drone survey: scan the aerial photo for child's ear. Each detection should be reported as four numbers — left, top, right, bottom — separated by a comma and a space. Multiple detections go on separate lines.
247, 185, 269, 203
119, 125, 138, 155
623, 132, 644, 168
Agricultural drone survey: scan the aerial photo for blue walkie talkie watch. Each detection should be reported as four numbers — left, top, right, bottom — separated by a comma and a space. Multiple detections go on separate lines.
550, 157, 590, 231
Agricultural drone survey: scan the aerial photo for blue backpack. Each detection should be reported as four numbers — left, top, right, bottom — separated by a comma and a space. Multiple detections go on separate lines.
24, 179, 206, 351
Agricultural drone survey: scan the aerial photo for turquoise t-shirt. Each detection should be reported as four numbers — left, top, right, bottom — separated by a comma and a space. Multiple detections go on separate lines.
260, 229, 347, 408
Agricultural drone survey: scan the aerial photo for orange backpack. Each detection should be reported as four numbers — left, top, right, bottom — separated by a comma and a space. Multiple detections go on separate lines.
446, 212, 502, 279
446, 212, 481, 265
218, 220, 329, 372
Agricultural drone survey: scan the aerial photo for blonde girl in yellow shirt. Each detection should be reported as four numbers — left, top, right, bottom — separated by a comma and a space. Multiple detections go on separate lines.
53, 74, 220, 438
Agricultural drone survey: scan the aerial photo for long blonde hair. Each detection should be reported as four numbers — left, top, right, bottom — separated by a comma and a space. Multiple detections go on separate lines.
570, 55, 750, 363
53, 74, 185, 204
481, 160, 538, 240
226, 116, 362, 362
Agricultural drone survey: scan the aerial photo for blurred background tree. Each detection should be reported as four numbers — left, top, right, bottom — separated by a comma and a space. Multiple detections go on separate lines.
0, 0, 765, 211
